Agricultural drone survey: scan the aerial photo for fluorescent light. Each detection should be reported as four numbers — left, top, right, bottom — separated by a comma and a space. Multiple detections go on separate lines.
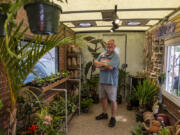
79, 23, 91, 27
128, 22, 141, 26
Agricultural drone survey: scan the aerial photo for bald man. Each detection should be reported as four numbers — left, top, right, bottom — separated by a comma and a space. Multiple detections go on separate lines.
94, 39, 120, 127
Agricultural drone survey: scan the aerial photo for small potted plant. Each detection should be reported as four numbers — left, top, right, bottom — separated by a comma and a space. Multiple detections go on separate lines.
81, 98, 93, 113
24, 0, 67, 34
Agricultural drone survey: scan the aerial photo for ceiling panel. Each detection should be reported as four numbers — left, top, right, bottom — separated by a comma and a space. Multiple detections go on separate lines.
117, 11, 173, 19
146, 20, 159, 25
54, 0, 180, 11
60, 13, 102, 21
63, 22, 75, 27
72, 27, 112, 31
118, 26, 150, 30
54, 0, 180, 32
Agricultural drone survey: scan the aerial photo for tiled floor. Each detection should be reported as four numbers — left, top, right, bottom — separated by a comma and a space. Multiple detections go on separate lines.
67, 102, 136, 135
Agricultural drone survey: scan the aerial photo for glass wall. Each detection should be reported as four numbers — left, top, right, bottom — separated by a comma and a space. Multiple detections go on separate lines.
23, 41, 59, 83
165, 45, 180, 97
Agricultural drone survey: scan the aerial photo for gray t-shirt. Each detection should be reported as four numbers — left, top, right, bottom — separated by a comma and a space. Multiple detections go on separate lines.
96, 51, 120, 87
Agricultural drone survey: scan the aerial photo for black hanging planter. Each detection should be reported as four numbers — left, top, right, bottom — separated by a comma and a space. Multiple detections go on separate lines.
0, 13, 7, 37
24, 2, 62, 35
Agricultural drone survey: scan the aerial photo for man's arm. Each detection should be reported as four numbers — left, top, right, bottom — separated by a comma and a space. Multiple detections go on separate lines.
94, 60, 113, 70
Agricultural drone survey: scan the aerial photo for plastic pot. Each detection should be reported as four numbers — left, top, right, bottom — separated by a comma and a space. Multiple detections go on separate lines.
24, 2, 62, 34
0, 13, 7, 36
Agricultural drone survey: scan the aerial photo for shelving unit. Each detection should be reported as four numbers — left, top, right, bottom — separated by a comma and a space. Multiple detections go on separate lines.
66, 45, 83, 115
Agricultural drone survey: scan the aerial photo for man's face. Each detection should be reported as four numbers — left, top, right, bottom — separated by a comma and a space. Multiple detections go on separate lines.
106, 40, 115, 53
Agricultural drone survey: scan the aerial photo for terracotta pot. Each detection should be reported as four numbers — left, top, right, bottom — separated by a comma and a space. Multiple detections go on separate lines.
149, 126, 160, 133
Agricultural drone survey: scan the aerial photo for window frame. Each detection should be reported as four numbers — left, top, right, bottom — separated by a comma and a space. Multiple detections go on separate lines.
163, 43, 180, 107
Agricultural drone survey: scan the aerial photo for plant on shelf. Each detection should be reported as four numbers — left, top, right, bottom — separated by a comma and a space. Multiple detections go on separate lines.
0, 1, 77, 134
16, 88, 43, 134
134, 78, 159, 113
81, 98, 93, 113
34, 107, 64, 135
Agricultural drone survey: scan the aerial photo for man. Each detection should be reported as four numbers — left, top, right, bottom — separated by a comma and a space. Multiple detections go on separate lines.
94, 39, 120, 127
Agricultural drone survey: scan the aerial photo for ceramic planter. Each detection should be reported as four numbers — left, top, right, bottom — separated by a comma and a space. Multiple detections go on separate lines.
24, 2, 62, 34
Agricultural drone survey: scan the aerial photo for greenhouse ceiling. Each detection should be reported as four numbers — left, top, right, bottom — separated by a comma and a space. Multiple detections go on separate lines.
54, 0, 180, 33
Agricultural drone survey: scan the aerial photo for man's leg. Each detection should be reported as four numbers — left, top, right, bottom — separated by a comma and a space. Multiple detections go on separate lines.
101, 98, 108, 114
106, 85, 117, 127
111, 100, 117, 117
96, 84, 108, 120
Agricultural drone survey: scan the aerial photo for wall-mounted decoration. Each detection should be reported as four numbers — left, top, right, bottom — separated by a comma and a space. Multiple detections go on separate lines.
157, 22, 176, 38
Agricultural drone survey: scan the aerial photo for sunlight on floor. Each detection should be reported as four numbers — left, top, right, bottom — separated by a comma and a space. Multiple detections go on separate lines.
115, 115, 127, 122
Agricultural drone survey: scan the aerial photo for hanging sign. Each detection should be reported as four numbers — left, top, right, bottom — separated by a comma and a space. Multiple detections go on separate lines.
157, 22, 176, 38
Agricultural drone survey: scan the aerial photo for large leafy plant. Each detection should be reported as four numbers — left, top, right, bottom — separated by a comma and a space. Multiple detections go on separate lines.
83, 36, 106, 79
134, 78, 159, 106
0, 1, 76, 134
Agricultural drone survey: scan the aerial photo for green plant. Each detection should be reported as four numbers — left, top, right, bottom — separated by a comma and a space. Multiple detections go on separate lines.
160, 127, 169, 135
0, 0, 77, 134
0, 3, 11, 14
135, 78, 159, 106
83, 36, 106, 79
81, 98, 93, 109
16, 88, 43, 133
131, 122, 143, 135
158, 72, 166, 85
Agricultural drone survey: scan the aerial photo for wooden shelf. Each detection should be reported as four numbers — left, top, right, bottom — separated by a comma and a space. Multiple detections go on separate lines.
42, 76, 70, 93
44, 91, 59, 103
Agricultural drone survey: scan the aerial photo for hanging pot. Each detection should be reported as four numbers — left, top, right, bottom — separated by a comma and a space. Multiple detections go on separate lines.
24, 2, 62, 34
0, 13, 7, 36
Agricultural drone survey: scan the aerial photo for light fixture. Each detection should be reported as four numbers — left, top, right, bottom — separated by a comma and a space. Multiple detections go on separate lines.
79, 23, 91, 27
128, 22, 141, 26
113, 5, 120, 25
110, 28, 115, 32
115, 18, 120, 24
110, 5, 119, 32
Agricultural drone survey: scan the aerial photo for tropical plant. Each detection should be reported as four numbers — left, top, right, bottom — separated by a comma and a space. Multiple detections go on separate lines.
83, 36, 106, 79
134, 78, 159, 106
0, 1, 77, 134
